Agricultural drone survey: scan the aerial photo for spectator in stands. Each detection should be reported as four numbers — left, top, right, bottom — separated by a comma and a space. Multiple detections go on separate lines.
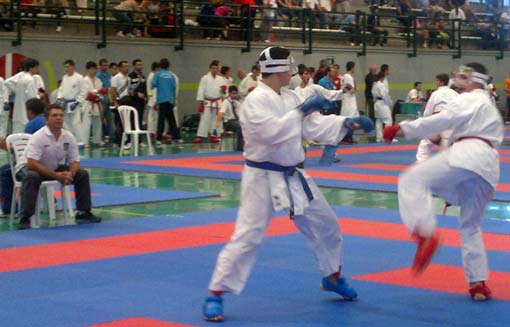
0, 98, 46, 216
113, 0, 142, 38
233, 0, 256, 41
365, 64, 378, 121
239, 65, 260, 99
141, 0, 161, 37
416, 15, 430, 48
49, 0, 69, 33
152, 58, 181, 145
433, 12, 450, 48
76, 0, 87, 15
449, 3, 465, 33
499, 8, 510, 51
262, 0, 277, 42
0, 0, 14, 31
16, 104, 102, 229
197, 0, 219, 40
478, 14, 495, 50
449, 0, 474, 19
57, 59, 83, 146
341, 12, 362, 46
396, 0, 413, 33
213, 1, 232, 40
276, 0, 297, 27
427, 0, 446, 18
406, 81, 424, 102
21, 0, 41, 30
368, 5, 388, 46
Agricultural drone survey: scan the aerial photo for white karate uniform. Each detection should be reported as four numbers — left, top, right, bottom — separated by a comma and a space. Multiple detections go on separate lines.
294, 82, 344, 101
78, 75, 103, 145
372, 80, 392, 142
405, 88, 424, 102
398, 89, 503, 283
58, 72, 84, 142
5, 71, 38, 133
341, 73, 359, 117
0, 77, 8, 138
238, 74, 259, 99
416, 86, 458, 162
196, 73, 225, 138
209, 81, 353, 294
146, 71, 158, 135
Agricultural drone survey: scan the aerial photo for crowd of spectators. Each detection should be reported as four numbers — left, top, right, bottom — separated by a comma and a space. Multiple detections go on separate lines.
1, 0, 510, 49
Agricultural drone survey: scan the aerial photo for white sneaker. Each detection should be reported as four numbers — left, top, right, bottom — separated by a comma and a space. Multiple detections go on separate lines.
124, 142, 131, 150
174, 139, 184, 144
116, 31, 124, 37
56, 26, 62, 32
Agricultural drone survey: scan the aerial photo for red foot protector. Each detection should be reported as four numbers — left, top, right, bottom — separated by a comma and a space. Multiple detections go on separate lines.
88, 317, 196, 327
353, 264, 510, 300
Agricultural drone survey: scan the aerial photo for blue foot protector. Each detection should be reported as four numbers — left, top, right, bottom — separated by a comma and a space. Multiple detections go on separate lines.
203, 296, 224, 322
321, 277, 358, 301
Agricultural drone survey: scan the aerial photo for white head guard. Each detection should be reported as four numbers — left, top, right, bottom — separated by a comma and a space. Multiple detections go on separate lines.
456, 65, 491, 88
259, 46, 297, 74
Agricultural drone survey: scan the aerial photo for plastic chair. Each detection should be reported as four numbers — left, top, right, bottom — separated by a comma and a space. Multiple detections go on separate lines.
118, 105, 154, 157
6, 133, 74, 228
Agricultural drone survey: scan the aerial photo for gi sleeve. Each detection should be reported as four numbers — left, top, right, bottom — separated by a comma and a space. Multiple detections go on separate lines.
302, 112, 350, 145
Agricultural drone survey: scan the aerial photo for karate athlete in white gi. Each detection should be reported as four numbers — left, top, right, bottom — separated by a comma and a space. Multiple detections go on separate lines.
57, 60, 84, 144
0, 77, 8, 138
77, 61, 105, 147
415, 73, 458, 162
202, 47, 362, 322
5, 59, 40, 134
383, 63, 503, 302
340, 61, 359, 118
372, 71, 393, 142
195, 60, 226, 144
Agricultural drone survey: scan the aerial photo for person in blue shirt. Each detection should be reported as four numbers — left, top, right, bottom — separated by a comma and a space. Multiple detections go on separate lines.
0, 98, 46, 215
96, 58, 115, 143
151, 58, 181, 144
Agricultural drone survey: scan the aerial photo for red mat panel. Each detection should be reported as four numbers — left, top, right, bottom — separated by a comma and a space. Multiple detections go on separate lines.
354, 264, 510, 300
88, 317, 195, 327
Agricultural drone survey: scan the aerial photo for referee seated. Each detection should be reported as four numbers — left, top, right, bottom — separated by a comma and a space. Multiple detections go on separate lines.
16, 103, 101, 229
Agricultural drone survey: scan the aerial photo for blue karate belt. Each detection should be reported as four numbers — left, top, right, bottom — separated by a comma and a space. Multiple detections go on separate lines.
61, 99, 77, 112
245, 159, 314, 219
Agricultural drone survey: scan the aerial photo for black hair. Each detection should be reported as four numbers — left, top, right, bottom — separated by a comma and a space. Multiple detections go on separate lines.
346, 61, 355, 71
159, 58, 170, 69
151, 61, 160, 71
64, 59, 75, 67
118, 60, 129, 68
436, 73, 449, 86
210, 60, 220, 68
298, 65, 308, 75
464, 62, 488, 75
98, 58, 108, 65
380, 64, 389, 73
132, 58, 142, 66
220, 66, 230, 75
44, 103, 63, 118
376, 72, 386, 80
23, 58, 39, 71
414, 81, 422, 87
109, 62, 118, 68
86, 61, 97, 70
228, 85, 238, 93
251, 65, 260, 72
25, 98, 45, 115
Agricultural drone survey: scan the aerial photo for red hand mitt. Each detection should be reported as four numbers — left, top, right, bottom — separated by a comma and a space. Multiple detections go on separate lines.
383, 124, 401, 142
198, 103, 205, 113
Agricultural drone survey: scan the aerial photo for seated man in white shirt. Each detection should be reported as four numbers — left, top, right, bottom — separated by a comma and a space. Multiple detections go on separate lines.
16, 104, 102, 229
215, 85, 243, 151
406, 81, 424, 102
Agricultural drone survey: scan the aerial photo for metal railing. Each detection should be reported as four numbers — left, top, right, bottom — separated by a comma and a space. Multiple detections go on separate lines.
1, 0, 508, 59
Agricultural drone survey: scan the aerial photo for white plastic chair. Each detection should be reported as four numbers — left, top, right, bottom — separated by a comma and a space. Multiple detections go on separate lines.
118, 105, 154, 157
6, 133, 74, 228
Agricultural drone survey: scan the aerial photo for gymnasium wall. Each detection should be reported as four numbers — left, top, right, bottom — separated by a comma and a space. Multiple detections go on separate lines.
1, 36, 508, 122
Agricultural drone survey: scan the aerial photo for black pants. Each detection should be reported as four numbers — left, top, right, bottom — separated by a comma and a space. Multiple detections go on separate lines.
19, 167, 91, 219
157, 102, 180, 140
224, 119, 243, 152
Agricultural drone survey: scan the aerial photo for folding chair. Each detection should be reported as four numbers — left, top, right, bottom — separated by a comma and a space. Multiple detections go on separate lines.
6, 133, 74, 228
118, 105, 154, 157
